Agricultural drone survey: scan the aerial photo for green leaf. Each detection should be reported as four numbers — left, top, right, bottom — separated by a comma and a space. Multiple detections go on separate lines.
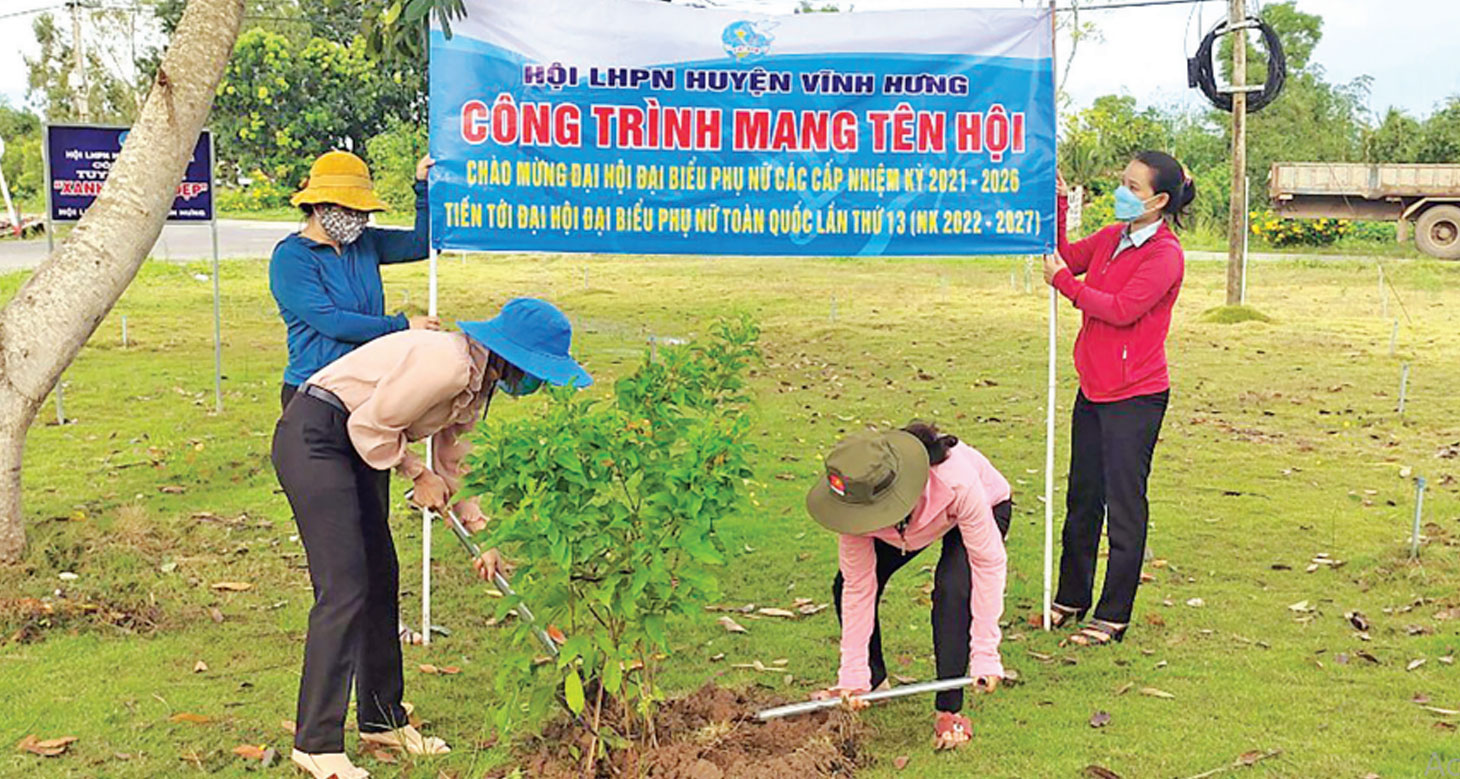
564, 668, 585, 715
603, 656, 623, 695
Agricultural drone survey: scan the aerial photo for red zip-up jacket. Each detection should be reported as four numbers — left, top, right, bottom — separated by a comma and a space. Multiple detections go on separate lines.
1051, 196, 1184, 403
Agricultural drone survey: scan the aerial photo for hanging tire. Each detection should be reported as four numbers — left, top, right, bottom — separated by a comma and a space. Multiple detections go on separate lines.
1415, 205, 1460, 260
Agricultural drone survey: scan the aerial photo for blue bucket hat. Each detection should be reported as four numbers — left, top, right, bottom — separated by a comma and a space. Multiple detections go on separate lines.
457, 298, 592, 388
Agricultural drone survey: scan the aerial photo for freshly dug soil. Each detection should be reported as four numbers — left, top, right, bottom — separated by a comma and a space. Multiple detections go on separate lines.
514, 683, 871, 778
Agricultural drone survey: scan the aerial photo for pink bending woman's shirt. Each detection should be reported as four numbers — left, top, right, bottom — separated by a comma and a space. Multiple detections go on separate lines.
835, 443, 1010, 690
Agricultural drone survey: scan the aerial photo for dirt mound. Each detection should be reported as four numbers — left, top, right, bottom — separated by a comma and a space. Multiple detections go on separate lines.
513, 683, 870, 778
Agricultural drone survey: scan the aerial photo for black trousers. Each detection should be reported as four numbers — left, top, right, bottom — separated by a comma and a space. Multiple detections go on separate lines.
272, 393, 409, 753
832, 500, 1011, 713
280, 382, 299, 413
1055, 390, 1168, 625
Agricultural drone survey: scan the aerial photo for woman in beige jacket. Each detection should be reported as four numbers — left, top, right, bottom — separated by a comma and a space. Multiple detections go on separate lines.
271, 298, 590, 779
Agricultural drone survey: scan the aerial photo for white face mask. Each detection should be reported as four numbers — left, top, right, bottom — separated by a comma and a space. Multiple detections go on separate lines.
318, 205, 369, 244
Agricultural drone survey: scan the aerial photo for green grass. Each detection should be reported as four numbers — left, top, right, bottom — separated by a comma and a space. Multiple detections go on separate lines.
1, 253, 1458, 777
1199, 304, 1274, 325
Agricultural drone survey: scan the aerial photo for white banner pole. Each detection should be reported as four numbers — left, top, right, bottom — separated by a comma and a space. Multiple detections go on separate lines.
1043, 0, 1057, 632
422, 246, 438, 646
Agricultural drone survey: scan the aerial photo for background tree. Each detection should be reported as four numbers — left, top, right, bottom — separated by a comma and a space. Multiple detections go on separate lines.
0, 0, 246, 563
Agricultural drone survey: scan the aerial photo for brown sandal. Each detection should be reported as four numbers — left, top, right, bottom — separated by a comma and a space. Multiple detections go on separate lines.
1028, 603, 1085, 629
1061, 620, 1127, 647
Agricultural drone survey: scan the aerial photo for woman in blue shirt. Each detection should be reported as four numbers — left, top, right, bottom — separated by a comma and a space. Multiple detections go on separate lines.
270, 150, 439, 411
270, 150, 437, 648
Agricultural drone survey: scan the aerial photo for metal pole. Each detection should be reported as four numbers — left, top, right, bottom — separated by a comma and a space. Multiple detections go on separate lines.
42, 123, 54, 255
1397, 362, 1410, 415
55, 381, 64, 425
436, 505, 558, 657
211, 222, 222, 412
829, 293, 837, 323
1044, 282, 1056, 631
757, 677, 975, 721
1388, 319, 1398, 357
1410, 476, 1426, 560
1224, 0, 1247, 306
423, 246, 438, 645
121, 314, 127, 348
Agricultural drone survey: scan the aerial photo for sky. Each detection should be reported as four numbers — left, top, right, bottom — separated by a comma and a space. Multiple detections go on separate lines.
0, 0, 1457, 122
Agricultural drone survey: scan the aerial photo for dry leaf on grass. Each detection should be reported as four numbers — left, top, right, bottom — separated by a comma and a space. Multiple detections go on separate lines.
193, 660, 208, 673
717, 616, 748, 633
419, 664, 439, 674
894, 755, 910, 770
159, 485, 186, 494
709, 653, 725, 662
893, 674, 918, 684
1139, 687, 1175, 699
211, 582, 252, 592
439, 666, 461, 675
169, 712, 211, 724
16, 735, 77, 757
367, 747, 399, 764
1346, 611, 1370, 632
1407, 658, 1427, 672
281, 720, 296, 734
207, 607, 224, 623
1084, 765, 1122, 779
232, 744, 268, 761
757, 607, 797, 619
1090, 711, 1111, 728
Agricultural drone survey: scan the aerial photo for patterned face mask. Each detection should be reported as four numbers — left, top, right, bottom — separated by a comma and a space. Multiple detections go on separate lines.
317, 205, 369, 245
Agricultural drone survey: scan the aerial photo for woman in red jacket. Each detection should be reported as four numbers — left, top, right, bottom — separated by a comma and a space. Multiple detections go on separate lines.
1038, 151, 1193, 647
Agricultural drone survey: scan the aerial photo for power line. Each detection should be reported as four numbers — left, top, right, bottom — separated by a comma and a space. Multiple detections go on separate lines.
1057, 0, 1223, 11
0, 3, 65, 21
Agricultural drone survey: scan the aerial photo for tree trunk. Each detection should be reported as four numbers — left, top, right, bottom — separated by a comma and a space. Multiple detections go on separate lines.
0, 0, 244, 564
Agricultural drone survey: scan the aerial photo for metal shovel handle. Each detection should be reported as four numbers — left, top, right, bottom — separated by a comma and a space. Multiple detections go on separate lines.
755, 677, 975, 721
407, 491, 559, 658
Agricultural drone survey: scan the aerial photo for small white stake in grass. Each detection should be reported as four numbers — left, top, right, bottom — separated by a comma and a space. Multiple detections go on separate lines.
829, 293, 837, 323
55, 379, 64, 425
1378, 264, 1387, 319
122, 315, 128, 348
1397, 363, 1410, 415
1389, 319, 1398, 356
1410, 476, 1427, 560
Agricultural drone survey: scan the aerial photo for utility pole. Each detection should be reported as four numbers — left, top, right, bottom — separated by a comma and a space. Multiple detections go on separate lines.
1224, 0, 1247, 305
68, 0, 90, 122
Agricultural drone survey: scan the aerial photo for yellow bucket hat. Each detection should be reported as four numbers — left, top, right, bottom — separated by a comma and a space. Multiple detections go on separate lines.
291, 150, 390, 213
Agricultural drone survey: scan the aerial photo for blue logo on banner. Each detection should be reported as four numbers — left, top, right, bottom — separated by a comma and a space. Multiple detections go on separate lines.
722, 21, 774, 62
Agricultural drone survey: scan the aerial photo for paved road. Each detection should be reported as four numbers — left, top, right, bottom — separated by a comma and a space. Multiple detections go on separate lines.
0, 219, 300, 271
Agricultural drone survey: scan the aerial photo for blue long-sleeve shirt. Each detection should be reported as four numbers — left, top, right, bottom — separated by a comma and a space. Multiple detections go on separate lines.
270, 180, 429, 386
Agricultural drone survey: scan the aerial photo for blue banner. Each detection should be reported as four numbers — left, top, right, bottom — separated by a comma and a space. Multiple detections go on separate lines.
46, 124, 213, 223
429, 0, 1054, 256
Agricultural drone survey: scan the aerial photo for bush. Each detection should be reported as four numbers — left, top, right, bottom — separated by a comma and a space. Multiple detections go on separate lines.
461, 316, 760, 757
215, 173, 295, 213
364, 121, 427, 213
1250, 209, 1352, 247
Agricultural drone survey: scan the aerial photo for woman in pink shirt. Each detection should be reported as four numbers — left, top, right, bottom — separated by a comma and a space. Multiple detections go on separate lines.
271, 298, 590, 779
806, 423, 1010, 750
1037, 151, 1193, 647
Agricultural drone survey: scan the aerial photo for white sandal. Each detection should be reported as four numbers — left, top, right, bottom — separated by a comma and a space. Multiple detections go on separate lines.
291, 749, 370, 779
359, 725, 450, 755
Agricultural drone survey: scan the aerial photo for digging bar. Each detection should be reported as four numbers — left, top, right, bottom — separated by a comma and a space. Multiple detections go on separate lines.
755, 677, 976, 721
406, 491, 559, 658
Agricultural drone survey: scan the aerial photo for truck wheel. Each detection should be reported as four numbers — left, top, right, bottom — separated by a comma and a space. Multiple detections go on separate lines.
1415, 205, 1460, 260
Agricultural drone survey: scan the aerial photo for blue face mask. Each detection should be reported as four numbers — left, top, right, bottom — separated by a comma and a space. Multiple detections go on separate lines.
496, 374, 543, 397
1113, 185, 1156, 222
